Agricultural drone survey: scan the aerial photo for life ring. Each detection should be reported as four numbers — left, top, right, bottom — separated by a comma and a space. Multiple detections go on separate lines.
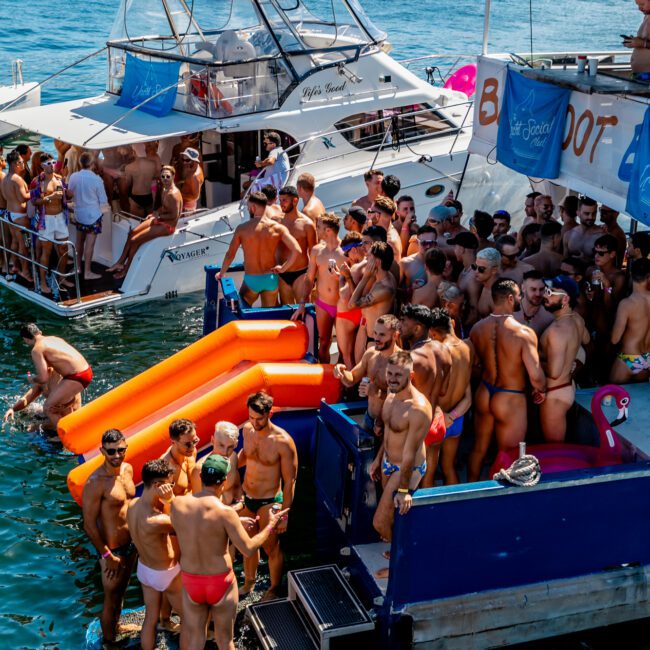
190, 74, 233, 115
444, 64, 477, 98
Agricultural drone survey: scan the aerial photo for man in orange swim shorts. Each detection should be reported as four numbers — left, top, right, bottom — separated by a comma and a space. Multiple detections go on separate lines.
170, 455, 287, 650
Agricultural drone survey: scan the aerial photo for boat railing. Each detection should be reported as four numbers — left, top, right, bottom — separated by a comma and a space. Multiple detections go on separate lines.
11, 59, 24, 87
0, 215, 82, 302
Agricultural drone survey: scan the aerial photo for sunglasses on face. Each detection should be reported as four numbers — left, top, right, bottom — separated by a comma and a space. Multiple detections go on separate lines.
593, 249, 609, 256
160, 173, 173, 180
41, 160, 54, 167
544, 287, 566, 298
178, 437, 200, 449
103, 446, 128, 456
471, 264, 488, 273
418, 239, 436, 247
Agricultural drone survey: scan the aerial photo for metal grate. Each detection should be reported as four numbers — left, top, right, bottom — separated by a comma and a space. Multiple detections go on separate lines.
292, 566, 371, 629
248, 599, 317, 650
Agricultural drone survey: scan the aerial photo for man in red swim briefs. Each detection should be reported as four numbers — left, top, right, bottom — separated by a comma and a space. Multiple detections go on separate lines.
20, 322, 92, 427
171, 455, 287, 650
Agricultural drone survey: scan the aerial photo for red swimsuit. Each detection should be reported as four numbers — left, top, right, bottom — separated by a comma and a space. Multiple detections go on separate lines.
181, 570, 234, 605
64, 366, 93, 389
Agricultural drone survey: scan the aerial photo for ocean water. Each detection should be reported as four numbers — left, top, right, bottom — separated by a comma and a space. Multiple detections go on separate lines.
0, 0, 641, 647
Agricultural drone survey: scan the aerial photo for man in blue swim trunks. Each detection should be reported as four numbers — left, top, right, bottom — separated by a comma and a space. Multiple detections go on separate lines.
429, 308, 473, 485
469, 279, 546, 481
217, 191, 302, 307
370, 351, 432, 578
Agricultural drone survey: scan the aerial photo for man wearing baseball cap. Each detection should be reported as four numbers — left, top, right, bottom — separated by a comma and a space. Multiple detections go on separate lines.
539, 275, 589, 443
179, 147, 204, 213
343, 205, 367, 233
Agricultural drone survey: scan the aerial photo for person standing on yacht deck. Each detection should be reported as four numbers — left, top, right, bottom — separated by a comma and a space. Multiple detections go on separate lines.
127, 459, 183, 650
343, 205, 367, 233
123, 146, 159, 217
521, 222, 564, 277
260, 184, 283, 220
296, 172, 325, 223
513, 270, 555, 338
496, 235, 534, 286
237, 391, 297, 600
371, 351, 431, 578
400, 224, 436, 298
82, 429, 138, 649
451, 231, 481, 329
395, 195, 418, 252
160, 419, 198, 496
469, 279, 546, 482
67, 152, 107, 281
255, 131, 290, 189
217, 191, 301, 307
178, 148, 204, 214
107, 165, 183, 280
353, 168, 384, 212
369, 196, 403, 261
562, 196, 603, 261
474, 247, 502, 318
277, 185, 317, 305
292, 213, 347, 362
623, 0, 650, 77
2, 151, 33, 282
599, 205, 627, 267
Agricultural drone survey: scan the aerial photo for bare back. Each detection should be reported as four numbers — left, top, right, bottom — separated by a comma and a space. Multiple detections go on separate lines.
278, 212, 316, 271
438, 337, 472, 412
239, 217, 292, 274
34, 335, 88, 376
540, 313, 587, 387
127, 497, 177, 569
2, 171, 29, 213
614, 292, 650, 353
126, 157, 158, 195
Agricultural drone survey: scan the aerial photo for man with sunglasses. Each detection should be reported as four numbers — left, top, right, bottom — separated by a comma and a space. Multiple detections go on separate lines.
539, 276, 590, 443
160, 418, 198, 496
399, 225, 437, 300
496, 234, 533, 286
255, 131, 290, 189
82, 429, 137, 648
178, 147, 204, 213
474, 247, 502, 318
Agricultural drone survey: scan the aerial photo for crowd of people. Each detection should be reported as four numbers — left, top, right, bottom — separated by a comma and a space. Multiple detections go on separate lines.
0, 135, 206, 292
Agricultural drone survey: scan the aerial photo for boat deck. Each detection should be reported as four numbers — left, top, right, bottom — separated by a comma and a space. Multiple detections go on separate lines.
521, 67, 650, 97
575, 383, 650, 459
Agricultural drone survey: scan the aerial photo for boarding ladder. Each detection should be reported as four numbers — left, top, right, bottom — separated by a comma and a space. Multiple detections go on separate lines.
247, 565, 374, 649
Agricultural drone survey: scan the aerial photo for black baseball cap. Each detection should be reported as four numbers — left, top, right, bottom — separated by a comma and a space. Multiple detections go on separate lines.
344, 205, 367, 226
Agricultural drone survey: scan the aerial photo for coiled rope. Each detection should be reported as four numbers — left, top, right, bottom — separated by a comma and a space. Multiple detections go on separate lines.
493, 454, 541, 487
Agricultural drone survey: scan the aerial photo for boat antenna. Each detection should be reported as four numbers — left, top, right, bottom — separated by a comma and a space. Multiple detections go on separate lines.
482, 0, 491, 55
529, 0, 534, 65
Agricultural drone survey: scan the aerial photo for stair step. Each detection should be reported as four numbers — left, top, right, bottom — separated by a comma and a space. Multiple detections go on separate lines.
248, 598, 318, 650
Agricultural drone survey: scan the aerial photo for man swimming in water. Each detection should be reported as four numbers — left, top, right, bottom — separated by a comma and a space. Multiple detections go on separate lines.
172, 455, 287, 649
371, 351, 432, 578
82, 429, 137, 649
237, 391, 298, 599
127, 459, 183, 650
20, 322, 92, 428
469, 279, 546, 481
160, 419, 198, 496
334, 314, 401, 436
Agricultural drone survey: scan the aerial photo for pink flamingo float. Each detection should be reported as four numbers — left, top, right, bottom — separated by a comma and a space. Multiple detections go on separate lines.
491, 385, 631, 476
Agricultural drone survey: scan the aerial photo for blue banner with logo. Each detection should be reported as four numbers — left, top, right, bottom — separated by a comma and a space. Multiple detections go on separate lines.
116, 53, 181, 117
496, 68, 570, 179
625, 106, 650, 226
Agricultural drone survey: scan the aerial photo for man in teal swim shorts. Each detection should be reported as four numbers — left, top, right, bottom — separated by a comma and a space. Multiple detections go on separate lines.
217, 191, 302, 307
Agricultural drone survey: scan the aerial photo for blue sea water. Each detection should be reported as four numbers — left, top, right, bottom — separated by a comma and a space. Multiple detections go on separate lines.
0, 0, 641, 647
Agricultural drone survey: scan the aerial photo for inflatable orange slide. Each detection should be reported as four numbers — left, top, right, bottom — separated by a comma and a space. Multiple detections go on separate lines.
62, 321, 341, 505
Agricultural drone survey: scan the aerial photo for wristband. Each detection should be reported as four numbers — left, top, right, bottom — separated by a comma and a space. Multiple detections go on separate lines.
266, 525, 275, 533
102, 549, 112, 559
397, 488, 409, 494
450, 407, 460, 421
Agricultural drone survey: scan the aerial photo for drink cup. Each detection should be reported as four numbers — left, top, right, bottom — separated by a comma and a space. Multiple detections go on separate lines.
576, 55, 587, 73
588, 57, 599, 76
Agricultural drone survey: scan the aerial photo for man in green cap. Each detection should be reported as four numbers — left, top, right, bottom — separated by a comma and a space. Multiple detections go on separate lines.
171, 454, 287, 650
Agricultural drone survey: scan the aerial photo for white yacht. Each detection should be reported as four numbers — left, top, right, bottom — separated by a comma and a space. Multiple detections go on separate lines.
0, 60, 40, 138
0, 0, 509, 317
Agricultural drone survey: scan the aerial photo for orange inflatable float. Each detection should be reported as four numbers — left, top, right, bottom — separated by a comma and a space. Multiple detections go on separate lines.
67, 362, 340, 505
58, 320, 309, 456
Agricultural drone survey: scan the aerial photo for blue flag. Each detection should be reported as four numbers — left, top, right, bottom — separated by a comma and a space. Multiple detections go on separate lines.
625, 106, 650, 226
496, 68, 570, 179
116, 53, 181, 117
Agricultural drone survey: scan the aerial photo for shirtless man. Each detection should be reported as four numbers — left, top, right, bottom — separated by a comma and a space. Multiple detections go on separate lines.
469, 279, 546, 481
30, 152, 70, 294
82, 429, 137, 648
3, 366, 81, 428
496, 235, 534, 285
171, 455, 287, 650
352, 168, 384, 212
411, 247, 446, 308
395, 195, 418, 252
599, 205, 627, 266
20, 322, 92, 427
107, 165, 182, 279
160, 419, 198, 496
610, 258, 650, 383
559, 195, 579, 237
0, 154, 6, 274
2, 151, 33, 282
178, 148, 204, 213
399, 225, 436, 300
127, 459, 183, 650
539, 276, 590, 442
276, 185, 317, 305
335, 232, 367, 368
217, 191, 301, 307
492, 210, 511, 238
513, 270, 555, 338
429, 308, 472, 485
521, 221, 564, 276
293, 213, 346, 362
474, 247, 502, 318
343, 205, 367, 234
532, 194, 557, 224
369, 196, 402, 261
334, 314, 401, 435
624, 0, 650, 76
296, 172, 325, 223
261, 185, 283, 220
399, 303, 451, 488
563, 196, 603, 261
451, 231, 481, 328
349, 241, 397, 357
370, 351, 431, 577
237, 391, 297, 599
124, 148, 159, 216
191, 421, 241, 505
